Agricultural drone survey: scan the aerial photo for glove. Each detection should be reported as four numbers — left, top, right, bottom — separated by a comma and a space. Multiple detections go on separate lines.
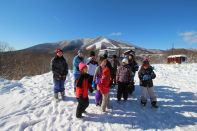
62, 75, 66, 80
91, 81, 96, 89
142, 75, 151, 81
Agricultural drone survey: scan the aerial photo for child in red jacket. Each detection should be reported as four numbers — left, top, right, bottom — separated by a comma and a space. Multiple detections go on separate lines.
76, 62, 93, 118
98, 67, 111, 112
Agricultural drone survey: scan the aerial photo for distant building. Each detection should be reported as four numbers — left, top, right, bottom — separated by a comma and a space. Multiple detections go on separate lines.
98, 49, 117, 58
98, 47, 135, 58
167, 55, 187, 64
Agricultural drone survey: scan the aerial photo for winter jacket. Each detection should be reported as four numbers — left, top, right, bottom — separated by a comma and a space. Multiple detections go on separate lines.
116, 64, 132, 84
51, 56, 68, 80
87, 57, 98, 76
73, 55, 84, 75
98, 67, 111, 94
110, 59, 120, 75
128, 60, 139, 73
138, 66, 156, 87
93, 66, 102, 84
75, 73, 92, 98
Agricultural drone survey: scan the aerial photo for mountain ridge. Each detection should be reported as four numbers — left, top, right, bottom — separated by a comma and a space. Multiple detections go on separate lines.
21, 37, 159, 55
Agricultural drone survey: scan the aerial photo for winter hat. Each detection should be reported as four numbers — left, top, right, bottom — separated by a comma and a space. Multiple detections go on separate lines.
79, 62, 87, 71
122, 58, 128, 64
90, 51, 95, 56
55, 48, 63, 54
78, 49, 84, 54
143, 59, 150, 65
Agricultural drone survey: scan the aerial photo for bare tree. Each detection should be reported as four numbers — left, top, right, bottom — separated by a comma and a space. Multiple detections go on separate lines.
0, 41, 15, 79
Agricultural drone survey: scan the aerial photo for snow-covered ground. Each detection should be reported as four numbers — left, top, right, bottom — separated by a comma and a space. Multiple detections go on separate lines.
0, 64, 197, 131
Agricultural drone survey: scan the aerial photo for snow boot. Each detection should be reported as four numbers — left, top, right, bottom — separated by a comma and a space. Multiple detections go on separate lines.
54, 93, 58, 100
61, 91, 65, 100
141, 100, 147, 107
151, 101, 158, 108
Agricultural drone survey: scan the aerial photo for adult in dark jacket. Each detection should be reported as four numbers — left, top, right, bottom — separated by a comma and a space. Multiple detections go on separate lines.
128, 54, 139, 94
110, 55, 120, 85
138, 59, 158, 108
73, 50, 84, 91
51, 49, 68, 100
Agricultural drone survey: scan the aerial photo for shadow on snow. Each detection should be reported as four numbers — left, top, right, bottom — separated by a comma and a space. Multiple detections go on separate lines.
82, 85, 197, 130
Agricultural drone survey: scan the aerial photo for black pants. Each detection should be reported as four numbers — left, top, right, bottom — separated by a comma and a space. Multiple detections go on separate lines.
117, 83, 129, 101
128, 81, 135, 94
88, 75, 95, 90
76, 97, 89, 118
111, 73, 116, 85
88, 75, 93, 84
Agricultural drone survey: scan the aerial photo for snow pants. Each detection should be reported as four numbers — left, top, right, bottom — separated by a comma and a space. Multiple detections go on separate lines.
53, 79, 65, 93
76, 97, 89, 118
95, 90, 102, 105
117, 82, 129, 101
101, 93, 110, 112
140, 86, 157, 103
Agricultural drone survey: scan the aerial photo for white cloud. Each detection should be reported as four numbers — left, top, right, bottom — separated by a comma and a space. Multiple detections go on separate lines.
109, 32, 123, 36
179, 31, 197, 44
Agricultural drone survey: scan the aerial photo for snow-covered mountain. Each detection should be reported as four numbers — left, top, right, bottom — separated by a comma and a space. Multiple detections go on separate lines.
21, 37, 156, 55
1, 64, 197, 130
85, 37, 116, 50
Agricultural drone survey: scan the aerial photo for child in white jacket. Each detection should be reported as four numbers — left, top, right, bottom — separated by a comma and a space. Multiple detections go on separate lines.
87, 51, 98, 90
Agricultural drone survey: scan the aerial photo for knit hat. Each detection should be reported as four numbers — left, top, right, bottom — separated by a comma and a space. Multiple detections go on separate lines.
79, 62, 87, 71
143, 59, 150, 65
122, 58, 128, 64
55, 48, 63, 54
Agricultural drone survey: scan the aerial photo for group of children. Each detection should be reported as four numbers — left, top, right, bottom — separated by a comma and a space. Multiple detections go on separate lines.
75, 56, 111, 118
51, 49, 158, 119
74, 56, 158, 118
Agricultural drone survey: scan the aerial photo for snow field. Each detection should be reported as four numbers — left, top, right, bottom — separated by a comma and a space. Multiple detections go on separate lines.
0, 64, 197, 131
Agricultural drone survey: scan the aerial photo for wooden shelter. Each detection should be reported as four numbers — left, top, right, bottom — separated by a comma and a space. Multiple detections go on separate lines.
167, 55, 187, 64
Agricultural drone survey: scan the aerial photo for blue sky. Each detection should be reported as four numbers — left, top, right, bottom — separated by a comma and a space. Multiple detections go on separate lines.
0, 0, 197, 50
